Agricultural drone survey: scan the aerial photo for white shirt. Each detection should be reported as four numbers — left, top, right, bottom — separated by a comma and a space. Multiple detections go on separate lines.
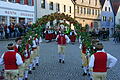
0, 50, 23, 65
56, 34, 70, 43
89, 50, 117, 68
32, 40, 37, 48
70, 31, 77, 35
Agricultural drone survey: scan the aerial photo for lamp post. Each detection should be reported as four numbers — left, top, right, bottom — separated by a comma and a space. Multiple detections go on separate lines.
34, 0, 37, 22
71, 0, 76, 19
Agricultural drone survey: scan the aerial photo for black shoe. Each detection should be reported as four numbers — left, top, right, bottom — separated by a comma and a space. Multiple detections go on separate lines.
59, 59, 61, 63
28, 71, 32, 74
90, 78, 93, 80
32, 67, 35, 70
24, 78, 28, 80
88, 73, 90, 76
36, 63, 39, 66
62, 61, 65, 64
82, 72, 87, 76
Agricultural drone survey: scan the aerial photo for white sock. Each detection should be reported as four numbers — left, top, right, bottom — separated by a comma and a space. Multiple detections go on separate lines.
29, 64, 33, 70
33, 59, 36, 67
18, 77, 23, 80
24, 70, 28, 78
62, 54, 65, 61
36, 57, 39, 64
59, 54, 62, 60
83, 67, 87, 73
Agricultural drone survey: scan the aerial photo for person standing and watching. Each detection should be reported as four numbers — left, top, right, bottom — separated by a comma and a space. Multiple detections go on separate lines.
0, 43, 23, 80
89, 43, 117, 80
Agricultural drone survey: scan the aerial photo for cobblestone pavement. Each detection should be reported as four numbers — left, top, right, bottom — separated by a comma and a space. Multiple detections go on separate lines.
0, 39, 120, 80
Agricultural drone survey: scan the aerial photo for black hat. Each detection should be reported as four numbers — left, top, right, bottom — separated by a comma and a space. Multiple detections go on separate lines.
95, 43, 103, 50
7, 43, 14, 47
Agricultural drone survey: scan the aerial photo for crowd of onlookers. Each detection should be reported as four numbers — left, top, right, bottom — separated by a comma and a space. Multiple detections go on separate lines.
89, 28, 110, 41
0, 23, 32, 39
113, 28, 120, 43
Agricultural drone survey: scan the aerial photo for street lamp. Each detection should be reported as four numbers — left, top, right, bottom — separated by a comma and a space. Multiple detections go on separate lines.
71, 0, 76, 19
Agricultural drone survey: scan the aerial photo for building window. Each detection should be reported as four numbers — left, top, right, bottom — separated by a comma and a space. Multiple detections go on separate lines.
92, 9, 94, 15
64, 5, 66, 12
109, 7, 110, 12
77, 6, 79, 13
69, 6, 71, 13
87, 8, 91, 14
49, 2, 53, 10
8, 0, 15, 3
0, 16, 7, 24
89, 0, 91, 4
95, 0, 97, 6
20, 0, 24, 4
84, 8, 86, 14
98, 10, 100, 15
109, 17, 113, 22
105, 7, 107, 11
102, 16, 107, 21
56, 3, 60, 12
28, 0, 32, 6
41, 0, 45, 8
10, 17, 17, 24
0, 0, 7, 1
95, 10, 97, 15
81, 7, 83, 14
81, 0, 83, 3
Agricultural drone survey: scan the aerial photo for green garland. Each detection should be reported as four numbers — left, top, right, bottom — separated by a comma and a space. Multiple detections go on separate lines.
19, 12, 93, 55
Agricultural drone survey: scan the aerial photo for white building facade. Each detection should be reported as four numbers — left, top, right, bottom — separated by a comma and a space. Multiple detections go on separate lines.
0, 0, 34, 26
116, 6, 120, 25
36, 0, 74, 29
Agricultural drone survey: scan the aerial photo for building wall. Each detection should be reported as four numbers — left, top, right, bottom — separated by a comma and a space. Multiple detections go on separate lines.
101, 0, 115, 28
75, 0, 101, 29
0, 0, 34, 25
37, 0, 74, 18
36, 0, 74, 29
116, 6, 120, 25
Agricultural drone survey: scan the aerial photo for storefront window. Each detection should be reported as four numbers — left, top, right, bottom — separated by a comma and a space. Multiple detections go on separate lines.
19, 18, 25, 24
0, 16, 7, 24
27, 18, 33, 24
28, 0, 32, 6
20, 0, 24, 4
10, 17, 16, 24
0, 0, 7, 1
8, 0, 15, 3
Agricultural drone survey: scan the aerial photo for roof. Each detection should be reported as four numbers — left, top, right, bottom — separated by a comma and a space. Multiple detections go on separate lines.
100, 0, 106, 7
112, 2, 120, 15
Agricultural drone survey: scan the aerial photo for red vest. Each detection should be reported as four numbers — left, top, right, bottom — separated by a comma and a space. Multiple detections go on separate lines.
25, 44, 30, 59
14, 46, 18, 53
57, 35, 66, 45
4, 51, 18, 70
82, 44, 86, 54
14, 45, 25, 62
45, 34, 50, 40
93, 52, 107, 72
70, 35, 76, 42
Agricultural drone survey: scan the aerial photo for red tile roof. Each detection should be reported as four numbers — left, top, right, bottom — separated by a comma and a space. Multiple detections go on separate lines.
112, 2, 120, 15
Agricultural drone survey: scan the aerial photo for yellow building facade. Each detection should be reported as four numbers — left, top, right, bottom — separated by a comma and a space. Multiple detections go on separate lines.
75, 0, 102, 30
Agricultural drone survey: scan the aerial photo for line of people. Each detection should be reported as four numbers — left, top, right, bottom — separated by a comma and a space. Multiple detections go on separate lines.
0, 23, 32, 39
44, 29, 77, 44
0, 34, 42, 80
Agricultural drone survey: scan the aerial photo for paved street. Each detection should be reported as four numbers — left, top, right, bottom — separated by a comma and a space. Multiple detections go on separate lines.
0, 39, 120, 80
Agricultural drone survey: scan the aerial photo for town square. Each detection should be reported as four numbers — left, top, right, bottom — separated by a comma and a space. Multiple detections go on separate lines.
0, 0, 120, 80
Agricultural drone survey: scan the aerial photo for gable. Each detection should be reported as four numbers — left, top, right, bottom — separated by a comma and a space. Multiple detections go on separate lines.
102, 0, 114, 13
